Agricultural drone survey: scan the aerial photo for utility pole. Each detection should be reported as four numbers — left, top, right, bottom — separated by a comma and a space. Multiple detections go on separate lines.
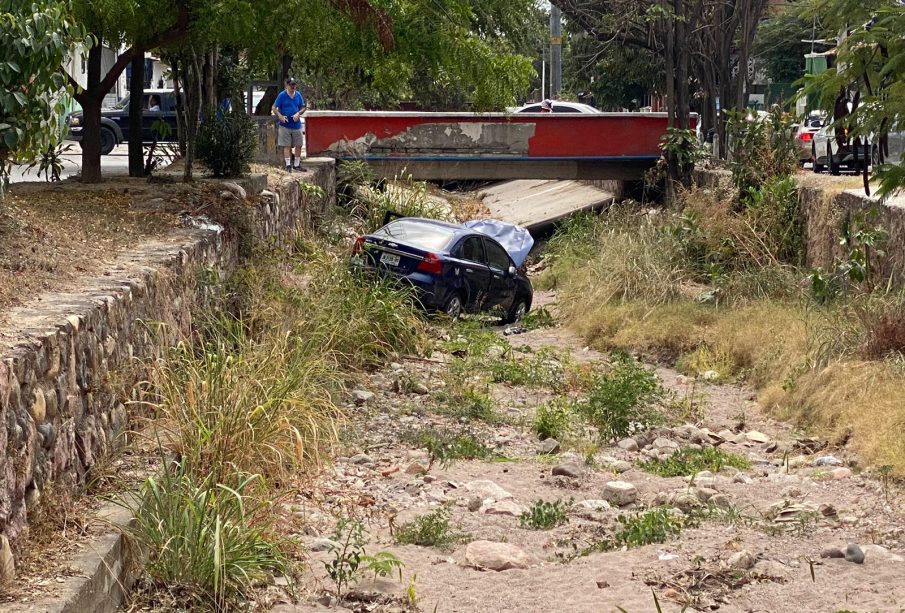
550, 6, 562, 99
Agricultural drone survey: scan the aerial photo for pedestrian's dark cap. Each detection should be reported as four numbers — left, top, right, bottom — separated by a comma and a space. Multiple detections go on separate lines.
286, 77, 297, 85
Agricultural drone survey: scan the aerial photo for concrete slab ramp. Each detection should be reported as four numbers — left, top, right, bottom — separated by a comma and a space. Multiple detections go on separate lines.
480, 180, 616, 232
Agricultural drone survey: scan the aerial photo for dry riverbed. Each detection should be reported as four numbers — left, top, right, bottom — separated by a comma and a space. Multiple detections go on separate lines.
276, 291, 905, 613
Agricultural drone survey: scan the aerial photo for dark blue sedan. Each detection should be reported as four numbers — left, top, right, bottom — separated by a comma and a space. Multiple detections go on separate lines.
351, 217, 533, 322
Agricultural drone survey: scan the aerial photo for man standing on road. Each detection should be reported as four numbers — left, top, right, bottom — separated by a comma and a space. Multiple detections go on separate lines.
272, 77, 307, 172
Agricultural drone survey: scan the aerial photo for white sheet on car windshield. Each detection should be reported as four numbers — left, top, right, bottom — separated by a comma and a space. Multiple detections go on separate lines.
463, 219, 534, 268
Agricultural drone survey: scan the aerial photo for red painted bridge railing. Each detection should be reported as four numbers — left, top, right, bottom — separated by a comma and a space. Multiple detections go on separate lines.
304, 111, 695, 162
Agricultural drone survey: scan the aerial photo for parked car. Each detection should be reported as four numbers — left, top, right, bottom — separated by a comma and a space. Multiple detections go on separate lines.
351, 217, 534, 322
795, 113, 825, 164
67, 89, 179, 155
513, 101, 600, 114
812, 119, 874, 174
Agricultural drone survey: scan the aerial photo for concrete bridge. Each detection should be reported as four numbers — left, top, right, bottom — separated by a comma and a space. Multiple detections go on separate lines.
299, 111, 686, 181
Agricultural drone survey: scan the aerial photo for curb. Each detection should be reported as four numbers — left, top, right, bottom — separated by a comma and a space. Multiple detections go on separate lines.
8, 504, 137, 613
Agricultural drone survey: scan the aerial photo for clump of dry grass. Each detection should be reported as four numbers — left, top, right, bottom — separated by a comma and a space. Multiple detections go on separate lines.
543, 189, 905, 474
765, 360, 905, 476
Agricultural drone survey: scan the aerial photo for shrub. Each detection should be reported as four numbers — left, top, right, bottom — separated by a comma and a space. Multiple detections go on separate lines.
337, 159, 376, 207
859, 298, 905, 359
124, 470, 288, 611
520, 499, 570, 530
576, 352, 664, 441
726, 106, 798, 194
196, 109, 257, 177
639, 447, 751, 477
402, 427, 492, 468
150, 319, 340, 483
532, 398, 576, 441
394, 507, 466, 549
355, 175, 453, 232
522, 306, 556, 330
583, 508, 685, 555
434, 375, 498, 423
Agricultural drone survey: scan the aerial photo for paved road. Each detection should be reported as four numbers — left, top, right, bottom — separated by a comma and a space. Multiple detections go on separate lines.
6, 142, 176, 184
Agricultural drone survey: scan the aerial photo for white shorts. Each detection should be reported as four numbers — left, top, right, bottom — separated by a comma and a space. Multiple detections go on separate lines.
277, 125, 304, 147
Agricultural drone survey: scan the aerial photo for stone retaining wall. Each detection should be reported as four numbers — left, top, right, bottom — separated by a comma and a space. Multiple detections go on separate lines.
0, 163, 334, 555
693, 168, 905, 284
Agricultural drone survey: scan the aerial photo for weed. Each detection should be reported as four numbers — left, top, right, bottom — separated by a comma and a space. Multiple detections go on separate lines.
434, 374, 498, 423
532, 397, 578, 442
640, 447, 751, 477
402, 427, 493, 468
488, 347, 567, 390
522, 306, 556, 330
878, 465, 894, 502
576, 352, 664, 442
354, 175, 453, 232
582, 508, 686, 555
123, 469, 288, 611
394, 506, 467, 549
325, 518, 404, 601
520, 499, 570, 530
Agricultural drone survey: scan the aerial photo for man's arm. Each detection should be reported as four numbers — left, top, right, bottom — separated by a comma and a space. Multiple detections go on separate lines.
272, 92, 288, 123
293, 94, 307, 121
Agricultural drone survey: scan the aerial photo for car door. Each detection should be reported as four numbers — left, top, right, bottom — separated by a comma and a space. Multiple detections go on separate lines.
453, 236, 492, 311
482, 238, 516, 311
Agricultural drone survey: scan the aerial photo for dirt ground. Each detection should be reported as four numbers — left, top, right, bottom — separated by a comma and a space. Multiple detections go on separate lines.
282, 290, 905, 613
5, 173, 905, 612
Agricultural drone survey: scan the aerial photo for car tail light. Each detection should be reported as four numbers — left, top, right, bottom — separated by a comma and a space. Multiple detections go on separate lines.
417, 253, 443, 274
801, 132, 813, 142
352, 236, 365, 254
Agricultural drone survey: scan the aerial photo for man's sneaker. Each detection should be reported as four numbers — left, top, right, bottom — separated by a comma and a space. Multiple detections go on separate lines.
285, 165, 293, 173
293, 165, 306, 172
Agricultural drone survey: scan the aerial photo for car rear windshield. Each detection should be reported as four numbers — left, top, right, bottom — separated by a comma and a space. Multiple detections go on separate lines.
375, 220, 456, 251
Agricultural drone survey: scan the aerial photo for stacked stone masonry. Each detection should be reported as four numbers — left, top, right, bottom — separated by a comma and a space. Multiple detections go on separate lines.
0, 163, 334, 550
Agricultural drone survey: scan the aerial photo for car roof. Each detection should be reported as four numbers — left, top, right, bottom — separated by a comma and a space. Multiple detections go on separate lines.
512, 101, 600, 113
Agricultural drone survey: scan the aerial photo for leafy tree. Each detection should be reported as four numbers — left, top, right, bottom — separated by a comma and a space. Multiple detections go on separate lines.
564, 29, 662, 110
754, 4, 821, 83
800, 0, 905, 198
229, 0, 536, 111
67, 0, 193, 183
0, 0, 86, 191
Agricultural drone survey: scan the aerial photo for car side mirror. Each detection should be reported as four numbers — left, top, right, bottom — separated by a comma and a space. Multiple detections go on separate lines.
508, 265, 517, 277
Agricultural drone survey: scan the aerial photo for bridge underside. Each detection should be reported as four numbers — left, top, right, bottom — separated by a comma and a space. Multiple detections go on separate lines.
355, 157, 654, 181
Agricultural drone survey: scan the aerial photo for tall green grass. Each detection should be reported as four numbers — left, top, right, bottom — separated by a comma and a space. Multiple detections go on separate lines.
127, 244, 429, 609
125, 470, 288, 611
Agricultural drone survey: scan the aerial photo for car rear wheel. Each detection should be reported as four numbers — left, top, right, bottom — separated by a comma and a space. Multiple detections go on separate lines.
503, 296, 529, 325
100, 128, 116, 155
443, 293, 464, 320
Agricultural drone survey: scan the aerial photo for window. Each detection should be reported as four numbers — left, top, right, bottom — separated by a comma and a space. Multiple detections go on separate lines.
459, 237, 486, 263
553, 105, 581, 113
374, 220, 456, 251
518, 105, 541, 113
483, 240, 511, 271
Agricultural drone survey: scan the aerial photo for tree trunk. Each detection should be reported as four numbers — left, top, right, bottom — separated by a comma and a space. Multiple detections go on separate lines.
170, 57, 187, 156
128, 52, 146, 177
254, 53, 292, 115
79, 46, 104, 183
201, 49, 216, 111
182, 47, 203, 182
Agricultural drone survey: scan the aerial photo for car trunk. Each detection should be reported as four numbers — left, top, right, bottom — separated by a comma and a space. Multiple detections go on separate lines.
361, 236, 428, 275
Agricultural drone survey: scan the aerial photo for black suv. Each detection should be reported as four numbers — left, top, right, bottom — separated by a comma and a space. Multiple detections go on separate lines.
67, 89, 179, 154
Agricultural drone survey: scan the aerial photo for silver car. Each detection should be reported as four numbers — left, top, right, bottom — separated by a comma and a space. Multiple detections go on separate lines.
812, 122, 872, 174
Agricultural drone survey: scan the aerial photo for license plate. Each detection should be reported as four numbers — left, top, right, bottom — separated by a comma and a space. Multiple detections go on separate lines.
380, 252, 400, 267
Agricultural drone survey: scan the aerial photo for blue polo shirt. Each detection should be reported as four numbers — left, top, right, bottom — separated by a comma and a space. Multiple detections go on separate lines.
274, 89, 305, 130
